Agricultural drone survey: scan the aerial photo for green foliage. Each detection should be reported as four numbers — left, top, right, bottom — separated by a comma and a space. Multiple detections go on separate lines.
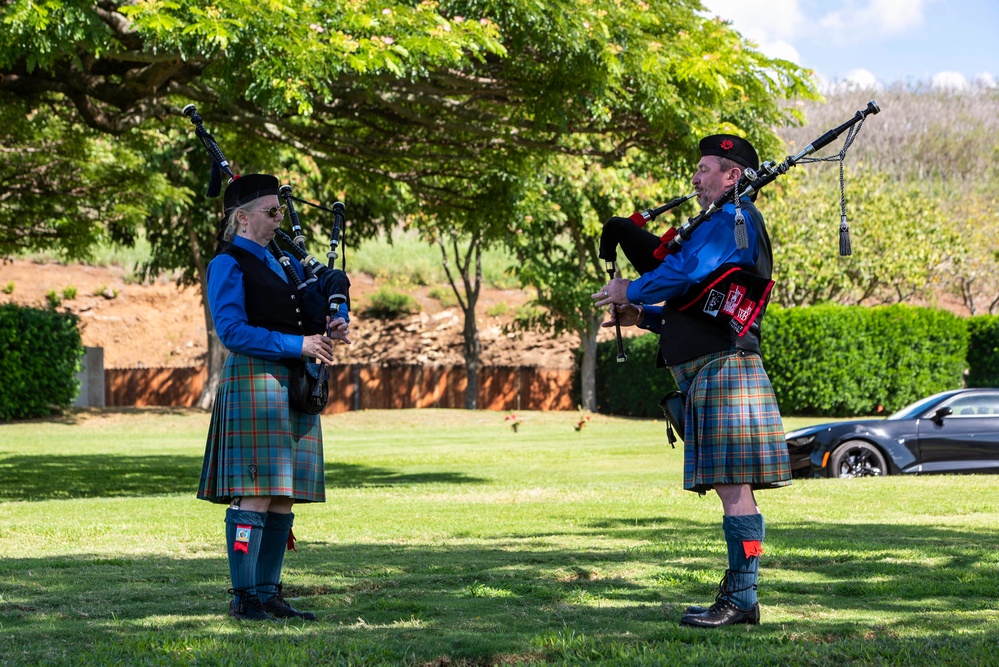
967, 316, 999, 387
764, 304, 968, 416
2, 281, 13, 295
362, 286, 421, 319
0, 303, 83, 421
44, 290, 61, 308
765, 169, 958, 307
593, 333, 677, 417
60, 286, 77, 300
594, 305, 968, 417
428, 286, 458, 307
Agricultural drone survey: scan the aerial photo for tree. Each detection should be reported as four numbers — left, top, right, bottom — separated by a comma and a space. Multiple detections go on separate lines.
2, 1, 816, 409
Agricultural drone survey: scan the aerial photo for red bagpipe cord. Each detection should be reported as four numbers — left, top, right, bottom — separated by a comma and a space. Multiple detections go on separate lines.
743, 540, 764, 559
652, 227, 679, 261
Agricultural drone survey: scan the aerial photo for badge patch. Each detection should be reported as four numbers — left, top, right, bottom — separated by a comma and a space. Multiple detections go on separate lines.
234, 525, 252, 553
703, 289, 725, 317
722, 284, 747, 316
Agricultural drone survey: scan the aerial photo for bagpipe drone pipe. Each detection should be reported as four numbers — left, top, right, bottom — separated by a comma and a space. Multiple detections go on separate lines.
598, 100, 881, 361
183, 104, 351, 410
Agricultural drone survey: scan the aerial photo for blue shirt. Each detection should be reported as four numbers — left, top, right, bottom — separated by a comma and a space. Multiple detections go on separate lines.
627, 200, 760, 334
207, 236, 328, 360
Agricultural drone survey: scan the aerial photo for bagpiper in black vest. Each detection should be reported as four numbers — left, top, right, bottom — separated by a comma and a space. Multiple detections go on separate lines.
224, 245, 307, 336
656, 202, 775, 368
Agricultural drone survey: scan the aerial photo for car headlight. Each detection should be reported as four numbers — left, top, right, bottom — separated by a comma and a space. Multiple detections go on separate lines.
787, 435, 816, 447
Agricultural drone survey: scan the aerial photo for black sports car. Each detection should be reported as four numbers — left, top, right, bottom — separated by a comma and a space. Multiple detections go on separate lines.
785, 388, 999, 478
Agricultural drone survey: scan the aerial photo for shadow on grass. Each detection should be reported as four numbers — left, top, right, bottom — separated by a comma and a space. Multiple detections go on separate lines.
0, 455, 486, 501
1, 521, 997, 665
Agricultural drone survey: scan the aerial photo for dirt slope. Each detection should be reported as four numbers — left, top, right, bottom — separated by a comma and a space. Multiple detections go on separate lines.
0, 260, 602, 369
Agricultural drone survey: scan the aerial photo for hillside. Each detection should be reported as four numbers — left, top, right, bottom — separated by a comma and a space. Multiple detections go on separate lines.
0, 260, 607, 370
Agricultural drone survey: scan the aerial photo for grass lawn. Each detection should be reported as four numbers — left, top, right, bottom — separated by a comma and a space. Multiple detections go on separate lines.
1, 409, 997, 666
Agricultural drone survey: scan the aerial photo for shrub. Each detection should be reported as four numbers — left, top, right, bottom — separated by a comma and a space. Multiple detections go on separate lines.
967, 315, 999, 387
61, 286, 78, 300
428, 286, 458, 307
45, 290, 61, 308
0, 304, 84, 421
592, 304, 968, 418
1, 282, 13, 295
362, 286, 420, 319
593, 332, 677, 418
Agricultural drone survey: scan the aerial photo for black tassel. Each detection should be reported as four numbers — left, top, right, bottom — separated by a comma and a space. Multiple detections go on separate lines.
839, 215, 852, 256
207, 162, 223, 198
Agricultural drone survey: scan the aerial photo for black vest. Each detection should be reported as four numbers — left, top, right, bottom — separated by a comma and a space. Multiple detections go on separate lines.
224, 245, 306, 336
657, 203, 773, 367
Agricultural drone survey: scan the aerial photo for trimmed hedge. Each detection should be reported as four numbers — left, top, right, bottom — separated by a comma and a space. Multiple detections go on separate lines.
0, 304, 84, 421
594, 304, 968, 417
764, 304, 967, 415
967, 315, 999, 387
593, 332, 677, 418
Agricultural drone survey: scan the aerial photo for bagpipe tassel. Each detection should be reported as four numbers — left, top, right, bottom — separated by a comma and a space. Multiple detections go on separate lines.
733, 209, 749, 250
839, 214, 852, 256
207, 161, 223, 199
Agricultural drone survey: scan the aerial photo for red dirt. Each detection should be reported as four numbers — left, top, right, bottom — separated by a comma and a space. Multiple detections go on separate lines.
0, 260, 611, 369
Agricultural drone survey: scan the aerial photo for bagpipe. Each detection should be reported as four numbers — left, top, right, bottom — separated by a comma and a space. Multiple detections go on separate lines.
182, 104, 351, 413
599, 100, 881, 361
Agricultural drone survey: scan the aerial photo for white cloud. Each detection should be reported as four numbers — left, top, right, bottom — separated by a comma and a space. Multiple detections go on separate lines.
819, 0, 930, 41
820, 68, 884, 93
931, 71, 970, 90
974, 72, 997, 88
699, 0, 806, 63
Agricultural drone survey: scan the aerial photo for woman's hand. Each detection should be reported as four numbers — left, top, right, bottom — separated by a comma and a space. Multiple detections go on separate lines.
328, 316, 351, 345
301, 333, 335, 365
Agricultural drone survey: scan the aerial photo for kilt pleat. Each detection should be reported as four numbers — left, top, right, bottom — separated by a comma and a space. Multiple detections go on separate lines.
197, 353, 325, 504
671, 350, 791, 494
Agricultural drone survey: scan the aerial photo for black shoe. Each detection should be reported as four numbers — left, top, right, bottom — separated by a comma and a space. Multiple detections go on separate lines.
227, 590, 276, 621
261, 584, 318, 621
680, 598, 760, 628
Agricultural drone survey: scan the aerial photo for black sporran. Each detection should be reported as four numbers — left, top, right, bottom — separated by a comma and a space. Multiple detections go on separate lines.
658, 390, 686, 448
287, 360, 328, 415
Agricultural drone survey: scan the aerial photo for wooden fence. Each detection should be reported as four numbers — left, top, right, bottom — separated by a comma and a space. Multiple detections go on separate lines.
105, 365, 576, 412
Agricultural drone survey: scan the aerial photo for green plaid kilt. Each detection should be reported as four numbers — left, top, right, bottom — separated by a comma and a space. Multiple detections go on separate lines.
197, 353, 326, 504
670, 350, 791, 494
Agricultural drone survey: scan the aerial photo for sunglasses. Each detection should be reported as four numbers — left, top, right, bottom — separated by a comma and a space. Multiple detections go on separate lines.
253, 205, 287, 218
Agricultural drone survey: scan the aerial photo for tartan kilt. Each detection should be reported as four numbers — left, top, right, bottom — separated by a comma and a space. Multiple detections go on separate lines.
197, 353, 326, 504
670, 350, 791, 494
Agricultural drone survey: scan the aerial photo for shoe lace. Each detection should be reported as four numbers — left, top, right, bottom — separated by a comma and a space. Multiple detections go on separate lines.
707, 570, 757, 612
228, 587, 265, 612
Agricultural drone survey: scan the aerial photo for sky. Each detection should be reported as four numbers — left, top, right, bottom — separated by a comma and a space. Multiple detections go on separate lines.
700, 0, 999, 90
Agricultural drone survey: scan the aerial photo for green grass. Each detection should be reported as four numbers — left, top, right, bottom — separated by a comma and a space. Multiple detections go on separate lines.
1, 409, 998, 666
342, 228, 520, 289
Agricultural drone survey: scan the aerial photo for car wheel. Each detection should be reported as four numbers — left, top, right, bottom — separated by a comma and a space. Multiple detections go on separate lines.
828, 440, 887, 478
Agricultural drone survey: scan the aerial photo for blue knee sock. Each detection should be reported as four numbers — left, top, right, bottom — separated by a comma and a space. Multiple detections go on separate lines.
256, 512, 294, 603
722, 513, 766, 610
225, 509, 268, 602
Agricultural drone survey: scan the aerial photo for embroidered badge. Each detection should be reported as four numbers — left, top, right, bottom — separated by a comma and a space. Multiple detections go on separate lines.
722, 284, 747, 316
734, 299, 756, 325
720, 139, 734, 151
703, 289, 725, 317
234, 525, 252, 554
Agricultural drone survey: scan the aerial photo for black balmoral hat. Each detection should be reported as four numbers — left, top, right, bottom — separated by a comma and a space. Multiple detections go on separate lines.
222, 174, 280, 214
699, 134, 759, 172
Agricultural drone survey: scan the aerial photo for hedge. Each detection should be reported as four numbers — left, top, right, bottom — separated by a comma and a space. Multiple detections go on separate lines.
594, 304, 968, 417
0, 303, 84, 421
967, 315, 999, 387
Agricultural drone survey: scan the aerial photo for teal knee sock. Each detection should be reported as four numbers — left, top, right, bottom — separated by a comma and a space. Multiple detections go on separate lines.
256, 512, 294, 602
225, 509, 268, 602
722, 513, 766, 610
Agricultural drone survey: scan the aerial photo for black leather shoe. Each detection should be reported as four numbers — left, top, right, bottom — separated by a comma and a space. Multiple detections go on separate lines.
227, 592, 276, 621
261, 584, 318, 621
680, 598, 760, 628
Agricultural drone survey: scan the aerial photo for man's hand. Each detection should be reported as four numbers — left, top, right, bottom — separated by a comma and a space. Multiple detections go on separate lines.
328, 316, 351, 345
591, 277, 631, 308
600, 304, 643, 329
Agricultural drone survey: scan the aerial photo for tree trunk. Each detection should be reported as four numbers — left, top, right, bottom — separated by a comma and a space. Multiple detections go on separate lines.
187, 214, 225, 411
439, 234, 483, 410
578, 312, 602, 411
